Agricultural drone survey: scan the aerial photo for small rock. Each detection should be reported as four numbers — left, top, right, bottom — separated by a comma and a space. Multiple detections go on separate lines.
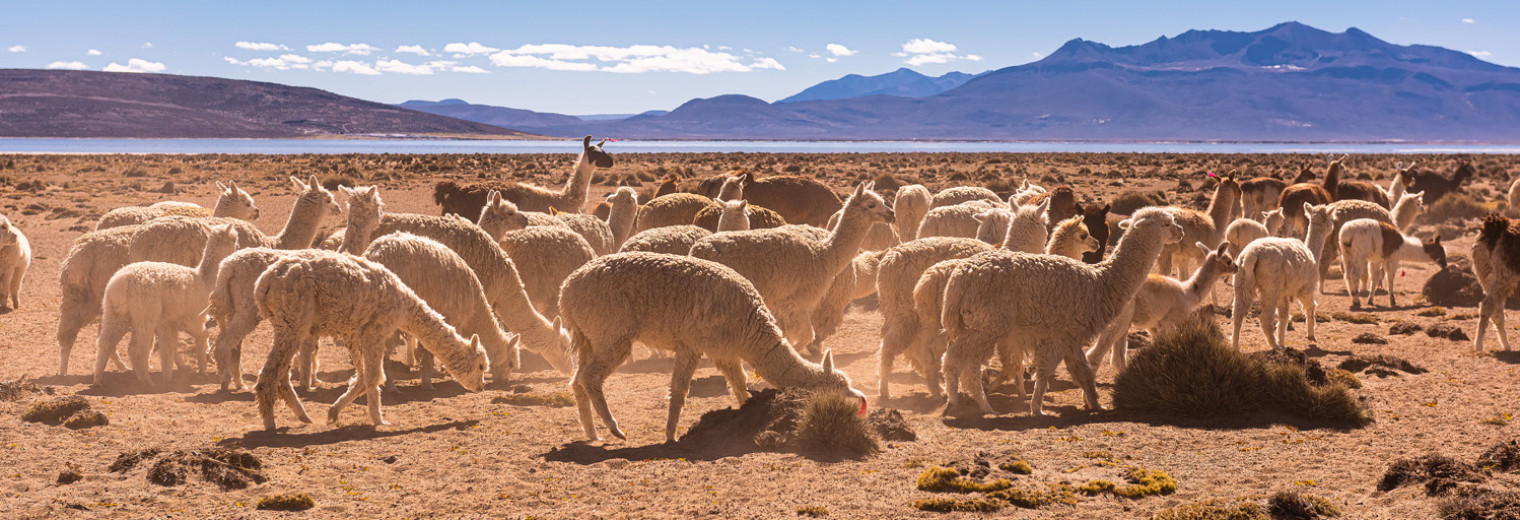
1389, 323, 1423, 335
378, 455, 398, 464
1351, 333, 1388, 345
1426, 323, 1472, 342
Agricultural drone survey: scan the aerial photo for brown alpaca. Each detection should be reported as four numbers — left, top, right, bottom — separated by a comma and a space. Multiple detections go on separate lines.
1079, 202, 1112, 264
1242, 166, 1313, 221
1326, 158, 1391, 208
653, 176, 681, 198
1473, 213, 1520, 351
736, 172, 843, 227
1025, 186, 1081, 231
1276, 164, 1333, 238
1407, 160, 1475, 206
432, 136, 614, 221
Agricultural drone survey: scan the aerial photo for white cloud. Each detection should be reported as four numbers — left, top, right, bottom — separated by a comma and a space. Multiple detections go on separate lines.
895, 38, 980, 66
785, 46, 805, 53
826, 58, 837, 63
825, 43, 856, 57
226, 53, 314, 70
808, 53, 820, 59
235, 41, 289, 51
451, 65, 488, 74
396, 45, 431, 56
1470, 50, 1493, 58
141, 42, 152, 48
1032, 52, 1043, 58
306, 42, 379, 55
375, 58, 433, 75
444, 42, 498, 56
87, 49, 102, 55
330, 60, 380, 75
488, 44, 783, 74
46, 61, 89, 70
7, 45, 25, 53
718, 45, 733, 51
1463, 18, 1476, 24
103, 58, 166, 73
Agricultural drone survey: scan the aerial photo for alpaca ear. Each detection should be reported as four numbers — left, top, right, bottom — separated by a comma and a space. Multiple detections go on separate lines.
1302, 202, 1313, 215
1119, 218, 1133, 230
290, 175, 304, 192
1216, 241, 1228, 254
738, 200, 748, 211
852, 183, 866, 199
309, 175, 321, 190
822, 350, 835, 372
339, 186, 354, 197
550, 207, 562, 216
215, 180, 227, 191
1196, 241, 1212, 256
597, 138, 608, 147
582, 135, 593, 148
1035, 197, 1051, 215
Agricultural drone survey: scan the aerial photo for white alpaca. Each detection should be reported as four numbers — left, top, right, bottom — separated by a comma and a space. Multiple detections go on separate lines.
95, 180, 261, 231
917, 200, 996, 240
605, 187, 640, 248
364, 233, 522, 388
1509, 178, 1520, 218
1308, 199, 1406, 293
253, 251, 489, 430
126, 175, 342, 265
1338, 218, 1447, 308
1223, 209, 1283, 258
716, 198, 752, 232
558, 252, 867, 442
57, 225, 140, 375
972, 208, 1013, 246
555, 211, 617, 256
804, 251, 883, 355
939, 207, 1184, 416
474, 191, 532, 240
827, 206, 898, 251
618, 225, 713, 255
1231, 203, 1333, 351
690, 183, 895, 347
874, 237, 995, 399
94, 225, 239, 385
1391, 191, 1426, 232
893, 185, 932, 242
0, 216, 31, 310
1001, 198, 1051, 253
715, 174, 744, 201
497, 226, 597, 318
1088, 242, 1238, 371
931, 186, 1003, 208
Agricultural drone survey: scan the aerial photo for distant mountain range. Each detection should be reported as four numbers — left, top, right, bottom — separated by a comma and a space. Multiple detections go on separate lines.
0, 70, 527, 138
408, 22, 1520, 141
776, 68, 978, 103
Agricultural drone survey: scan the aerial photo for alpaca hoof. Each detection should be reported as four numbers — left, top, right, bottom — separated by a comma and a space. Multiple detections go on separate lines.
609, 428, 628, 441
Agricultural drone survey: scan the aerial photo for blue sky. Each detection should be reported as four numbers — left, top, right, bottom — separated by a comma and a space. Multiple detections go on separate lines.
1, 1, 1514, 114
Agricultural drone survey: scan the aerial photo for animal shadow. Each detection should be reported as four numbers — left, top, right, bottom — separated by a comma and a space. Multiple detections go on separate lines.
224, 420, 479, 449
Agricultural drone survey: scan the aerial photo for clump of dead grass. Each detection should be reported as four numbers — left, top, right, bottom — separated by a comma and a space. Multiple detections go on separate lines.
257, 493, 315, 511
491, 392, 574, 407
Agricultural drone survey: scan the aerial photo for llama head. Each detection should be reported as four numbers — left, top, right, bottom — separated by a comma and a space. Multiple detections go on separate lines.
716, 175, 744, 201
477, 190, 529, 237
817, 350, 869, 416
1262, 208, 1285, 235
716, 198, 751, 231
292, 174, 343, 223
1302, 202, 1332, 230
1398, 191, 1426, 212
1059, 217, 1100, 254
215, 180, 260, 221
1119, 207, 1183, 244
0, 217, 18, 247
581, 136, 615, 168
1216, 171, 1241, 194
339, 185, 385, 231
846, 182, 894, 224
1291, 165, 1316, 184
1196, 241, 1238, 278
1422, 235, 1448, 269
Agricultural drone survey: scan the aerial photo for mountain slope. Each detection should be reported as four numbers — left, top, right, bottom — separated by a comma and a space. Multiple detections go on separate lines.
399, 99, 585, 130
777, 68, 976, 103
0, 70, 529, 138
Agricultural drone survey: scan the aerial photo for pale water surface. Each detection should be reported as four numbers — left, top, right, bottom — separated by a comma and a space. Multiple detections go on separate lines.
1, 138, 1518, 155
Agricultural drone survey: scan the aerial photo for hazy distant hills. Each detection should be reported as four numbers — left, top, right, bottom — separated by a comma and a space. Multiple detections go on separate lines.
0, 70, 528, 138
450, 22, 1520, 141
776, 68, 977, 103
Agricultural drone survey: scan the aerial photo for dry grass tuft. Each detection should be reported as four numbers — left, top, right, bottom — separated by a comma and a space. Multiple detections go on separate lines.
793, 392, 879, 458
1267, 491, 1341, 519
491, 392, 575, 407
256, 493, 316, 511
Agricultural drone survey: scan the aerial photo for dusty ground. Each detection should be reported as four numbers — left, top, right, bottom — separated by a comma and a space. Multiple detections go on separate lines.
1, 152, 1518, 519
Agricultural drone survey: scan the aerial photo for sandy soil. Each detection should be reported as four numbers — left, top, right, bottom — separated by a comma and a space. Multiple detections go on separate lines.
0, 152, 1517, 519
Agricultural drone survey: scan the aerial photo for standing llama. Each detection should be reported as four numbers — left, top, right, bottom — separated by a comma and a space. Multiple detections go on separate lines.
733, 172, 843, 227
1276, 163, 1334, 239
1240, 166, 1314, 225
0, 215, 30, 310
433, 136, 614, 220
1474, 214, 1520, 351
253, 251, 489, 430
558, 252, 867, 442
1231, 202, 1333, 352
57, 225, 141, 375
1338, 219, 1447, 308
1406, 160, 1475, 206
1156, 172, 1239, 279
938, 207, 1184, 416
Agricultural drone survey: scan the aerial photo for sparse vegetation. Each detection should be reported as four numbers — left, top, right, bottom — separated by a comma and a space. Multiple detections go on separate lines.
256, 493, 316, 511
793, 392, 879, 457
491, 392, 575, 407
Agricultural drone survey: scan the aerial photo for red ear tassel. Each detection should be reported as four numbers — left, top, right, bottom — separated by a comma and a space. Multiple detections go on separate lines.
1206, 171, 1217, 178
858, 396, 868, 416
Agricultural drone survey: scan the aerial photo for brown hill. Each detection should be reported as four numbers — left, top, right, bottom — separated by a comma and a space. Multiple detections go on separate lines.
0, 69, 531, 138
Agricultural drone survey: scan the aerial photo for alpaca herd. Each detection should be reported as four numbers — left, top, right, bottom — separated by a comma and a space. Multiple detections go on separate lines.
25, 143, 1516, 444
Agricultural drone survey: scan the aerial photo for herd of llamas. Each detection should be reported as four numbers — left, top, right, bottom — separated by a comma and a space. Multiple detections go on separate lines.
4, 138, 1512, 454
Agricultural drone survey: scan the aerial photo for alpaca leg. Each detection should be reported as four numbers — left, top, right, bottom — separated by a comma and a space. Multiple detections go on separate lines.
183, 319, 210, 376
1385, 260, 1399, 308
1276, 297, 1294, 350
1029, 341, 1063, 417
714, 358, 750, 407
1063, 340, 1102, 411
1110, 332, 1131, 372
155, 324, 179, 384
128, 319, 156, 385
941, 330, 997, 415
361, 345, 389, 427
326, 351, 367, 426
877, 317, 916, 399
92, 314, 130, 386
1494, 297, 1513, 352
957, 336, 998, 415
1231, 286, 1256, 351
925, 332, 947, 399
1300, 291, 1317, 344
580, 354, 627, 440
1319, 241, 1338, 295
1088, 302, 1133, 370
255, 330, 309, 431
1476, 294, 1497, 351
213, 311, 261, 391
993, 339, 1027, 400
416, 337, 436, 392
380, 335, 404, 394
8, 266, 21, 309
665, 350, 702, 443
1255, 291, 1279, 351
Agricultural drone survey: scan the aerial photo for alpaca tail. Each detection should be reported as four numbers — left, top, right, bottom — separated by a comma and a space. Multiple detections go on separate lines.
939, 268, 970, 335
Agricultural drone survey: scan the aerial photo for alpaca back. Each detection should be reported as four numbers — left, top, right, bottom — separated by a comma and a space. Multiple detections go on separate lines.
689, 226, 834, 311
876, 237, 994, 321
556, 213, 616, 256
498, 226, 597, 317
1237, 238, 1317, 297
126, 216, 266, 265
618, 225, 711, 255
893, 185, 932, 242
103, 262, 199, 321
1128, 274, 1190, 330
364, 233, 516, 367
917, 202, 990, 240
97, 206, 166, 231
366, 213, 522, 307
942, 250, 1109, 337
255, 252, 413, 337
931, 186, 1001, 208
635, 193, 716, 232
207, 247, 288, 323
740, 175, 842, 227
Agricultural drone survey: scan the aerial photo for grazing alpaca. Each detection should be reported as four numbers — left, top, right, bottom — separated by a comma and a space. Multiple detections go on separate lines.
1406, 160, 1475, 206
363, 233, 521, 387
1157, 172, 1239, 278
1276, 163, 1335, 239
938, 207, 1184, 416
690, 183, 894, 346
1231, 203, 1333, 351
558, 252, 867, 442
57, 225, 140, 376
804, 250, 883, 356
893, 185, 932, 242
874, 237, 995, 399
618, 225, 713, 255
127, 175, 342, 266
633, 193, 718, 232
0, 216, 30, 310
1224, 209, 1283, 258
94, 225, 239, 385
1474, 214, 1520, 351
253, 251, 488, 430
432, 136, 614, 220
605, 187, 640, 249
95, 180, 262, 231
1079, 202, 1112, 264
1087, 242, 1238, 371
1241, 166, 1313, 225
1338, 219, 1447, 308
497, 226, 597, 318
931, 186, 1003, 208
918, 201, 996, 240
734, 172, 842, 227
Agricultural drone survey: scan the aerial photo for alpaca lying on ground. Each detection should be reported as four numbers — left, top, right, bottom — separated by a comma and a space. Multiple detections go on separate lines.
94, 225, 239, 385
95, 180, 261, 231
253, 251, 489, 430
691, 183, 894, 347
558, 252, 867, 442
1087, 242, 1237, 371
938, 207, 1183, 416
1231, 203, 1332, 351
618, 225, 713, 255
1338, 218, 1447, 308
1474, 214, 1520, 351
432, 136, 614, 220
0, 215, 30, 310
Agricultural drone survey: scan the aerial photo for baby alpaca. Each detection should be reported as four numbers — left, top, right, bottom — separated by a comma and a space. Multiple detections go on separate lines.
1231, 203, 1331, 351
1338, 218, 1447, 308
94, 225, 239, 385
253, 251, 489, 430
559, 252, 866, 442
0, 216, 31, 309
1088, 242, 1237, 371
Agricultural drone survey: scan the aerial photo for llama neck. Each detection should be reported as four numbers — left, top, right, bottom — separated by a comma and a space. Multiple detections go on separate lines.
340, 216, 380, 255
1181, 260, 1227, 305
274, 195, 326, 249
196, 241, 235, 290
821, 208, 873, 273
211, 196, 237, 218
1205, 183, 1239, 233
1095, 225, 1169, 308
1390, 237, 1433, 264
401, 297, 475, 372
746, 338, 830, 389
556, 153, 596, 213
490, 286, 574, 375
1323, 163, 1342, 196
1392, 199, 1420, 231
609, 205, 638, 247
1305, 218, 1332, 266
